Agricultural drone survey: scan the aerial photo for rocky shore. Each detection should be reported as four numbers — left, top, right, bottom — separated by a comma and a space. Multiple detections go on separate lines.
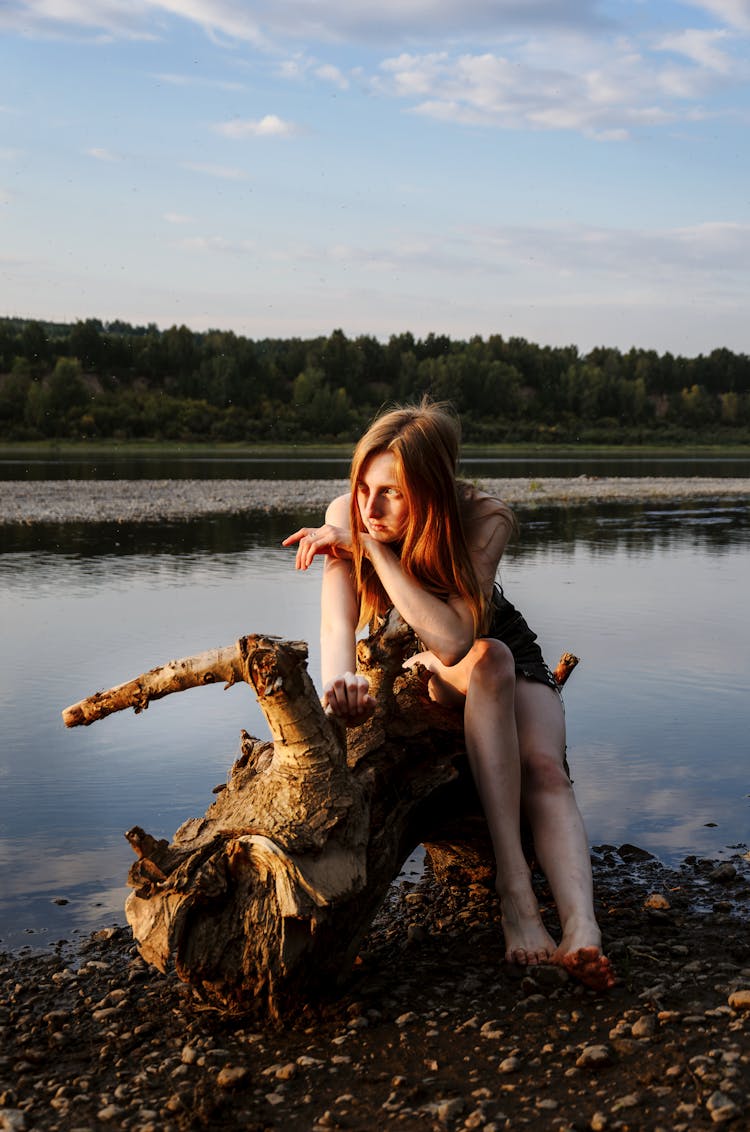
1, 475, 750, 524
1, 846, 748, 1132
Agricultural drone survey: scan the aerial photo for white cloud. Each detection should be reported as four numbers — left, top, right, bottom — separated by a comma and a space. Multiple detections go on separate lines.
182, 160, 248, 178
375, 28, 743, 139
86, 146, 120, 161
163, 211, 195, 224
274, 219, 750, 286
314, 63, 349, 89
215, 113, 300, 138
174, 234, 255, 254
657, 28, 735, 72
2, 0, 159, 40
1, 0, 604, 46
686, 0, 750, 30
467, 219, 750, 279
153, 71, 246, 91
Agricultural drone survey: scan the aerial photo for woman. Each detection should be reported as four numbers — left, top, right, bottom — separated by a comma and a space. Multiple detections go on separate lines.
283, 399, 614, 990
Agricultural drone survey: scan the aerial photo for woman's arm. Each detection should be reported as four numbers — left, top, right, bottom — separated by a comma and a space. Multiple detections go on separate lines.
363, 499, 513, 667
319, 495, 375, 723
281, 494, 354, 571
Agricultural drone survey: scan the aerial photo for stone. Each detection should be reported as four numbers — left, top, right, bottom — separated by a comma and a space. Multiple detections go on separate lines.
727, 989, 750, 1011
708, 864, 737, 884
576, 1045, 613, 1070
631, 1014, 657, 1039
706, 1091, 740, 1123
0, 1112, 26, 1132
216, 1066, 249, 1089
498, 1056, 521, 1074
435, 1097, 465, 1121
643, 893, 670, 910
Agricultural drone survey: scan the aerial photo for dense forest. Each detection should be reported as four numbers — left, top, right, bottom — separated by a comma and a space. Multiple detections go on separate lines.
1, 316, 749, 444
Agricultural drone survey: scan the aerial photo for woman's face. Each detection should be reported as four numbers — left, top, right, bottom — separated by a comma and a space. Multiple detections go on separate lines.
356, 451, 409, 543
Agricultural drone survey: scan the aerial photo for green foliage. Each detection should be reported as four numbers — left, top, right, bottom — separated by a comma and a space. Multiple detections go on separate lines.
0, 316, 748, 443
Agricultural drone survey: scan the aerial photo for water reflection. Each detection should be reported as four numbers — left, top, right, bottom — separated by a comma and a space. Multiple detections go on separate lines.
0, 500, 747, 950
1, 501, 747, 566
2, 453, 750, 481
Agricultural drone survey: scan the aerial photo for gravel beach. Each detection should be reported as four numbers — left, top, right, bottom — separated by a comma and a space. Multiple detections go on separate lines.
1, 849, 748, 1132
1, 476, 750, 524
1, 476, 748, 1131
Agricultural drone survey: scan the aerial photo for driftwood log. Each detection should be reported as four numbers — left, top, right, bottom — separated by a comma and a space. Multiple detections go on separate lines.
62, 613, 578, 1018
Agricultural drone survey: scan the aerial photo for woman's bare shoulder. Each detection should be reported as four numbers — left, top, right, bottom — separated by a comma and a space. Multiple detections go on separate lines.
460, 483, 515, 527
459, 485, 516, 562
325, 493, 351, 523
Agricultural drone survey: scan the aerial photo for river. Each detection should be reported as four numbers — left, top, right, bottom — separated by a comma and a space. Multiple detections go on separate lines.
0, 458, 747, 952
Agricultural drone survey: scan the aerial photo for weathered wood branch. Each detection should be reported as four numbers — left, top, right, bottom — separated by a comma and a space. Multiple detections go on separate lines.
61, 643, 254, 728
62, 619, 578, 1018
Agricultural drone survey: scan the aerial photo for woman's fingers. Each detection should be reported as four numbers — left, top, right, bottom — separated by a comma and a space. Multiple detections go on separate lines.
282, 525, 352, 569
322, 673, 374, 723
282, 526, 323, 570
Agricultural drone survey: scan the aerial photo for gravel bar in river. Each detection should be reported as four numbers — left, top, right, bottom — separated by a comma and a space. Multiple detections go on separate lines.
1, 476, 750, 524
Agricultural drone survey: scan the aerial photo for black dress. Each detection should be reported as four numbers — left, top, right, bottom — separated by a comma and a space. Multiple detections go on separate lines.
486, 585, 558, 691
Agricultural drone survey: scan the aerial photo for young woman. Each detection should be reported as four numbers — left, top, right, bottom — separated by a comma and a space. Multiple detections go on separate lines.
283, 399, 614, 990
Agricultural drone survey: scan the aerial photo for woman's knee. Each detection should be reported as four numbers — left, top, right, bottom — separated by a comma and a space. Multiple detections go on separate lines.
466, 638, 516, 697
521, 747, 571, 795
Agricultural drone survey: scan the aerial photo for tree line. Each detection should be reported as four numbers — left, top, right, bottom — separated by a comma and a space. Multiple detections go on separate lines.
1, 316, 749, 444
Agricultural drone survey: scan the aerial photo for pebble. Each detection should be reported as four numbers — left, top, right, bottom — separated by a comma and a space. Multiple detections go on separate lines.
631, 1014, 658, 1039
706, 1090, 741, 1123
0, 847, 748, 1132
0, 1113, 26, 1132
4, 477, 750, 526
576, 1044, 613, 1070
216, 1066, 249, 1089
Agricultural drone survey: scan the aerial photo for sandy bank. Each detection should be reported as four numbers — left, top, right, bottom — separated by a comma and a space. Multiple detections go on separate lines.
1, 476, 749, 525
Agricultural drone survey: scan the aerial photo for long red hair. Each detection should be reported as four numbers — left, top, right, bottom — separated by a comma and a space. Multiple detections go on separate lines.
349, 399, 491, 635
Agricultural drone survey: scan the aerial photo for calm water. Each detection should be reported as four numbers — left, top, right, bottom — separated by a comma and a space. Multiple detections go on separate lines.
2, 452, 750, 481
0, 497, 748, 952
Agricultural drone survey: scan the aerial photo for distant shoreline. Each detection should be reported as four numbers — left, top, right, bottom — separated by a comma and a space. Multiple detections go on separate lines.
1, 476, 749, 525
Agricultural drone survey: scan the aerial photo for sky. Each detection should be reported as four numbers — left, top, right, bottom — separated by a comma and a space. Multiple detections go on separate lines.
1, 1, 749, 357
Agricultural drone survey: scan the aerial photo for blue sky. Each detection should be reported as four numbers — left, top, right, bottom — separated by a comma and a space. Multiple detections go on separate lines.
1, 0, 749, 355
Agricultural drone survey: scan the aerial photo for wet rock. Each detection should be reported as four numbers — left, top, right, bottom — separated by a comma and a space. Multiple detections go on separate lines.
709, 864, 737, 884
618, 844, 655, 862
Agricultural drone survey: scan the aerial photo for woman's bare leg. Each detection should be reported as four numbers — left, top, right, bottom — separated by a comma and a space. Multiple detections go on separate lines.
409, 640, 556, 966
514, 679, 614, 989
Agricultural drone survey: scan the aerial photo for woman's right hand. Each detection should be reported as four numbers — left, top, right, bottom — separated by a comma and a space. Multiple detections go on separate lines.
322, 672, 375, 726
282, 523, 352, 571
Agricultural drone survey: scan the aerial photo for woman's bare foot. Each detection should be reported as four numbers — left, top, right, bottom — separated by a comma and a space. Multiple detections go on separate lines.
553, 918, 615, 990
499, 889, 557, 967
558, 947, 615, 990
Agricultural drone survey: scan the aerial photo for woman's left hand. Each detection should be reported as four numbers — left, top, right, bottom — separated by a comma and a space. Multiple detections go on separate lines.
282, 523, 352, 570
